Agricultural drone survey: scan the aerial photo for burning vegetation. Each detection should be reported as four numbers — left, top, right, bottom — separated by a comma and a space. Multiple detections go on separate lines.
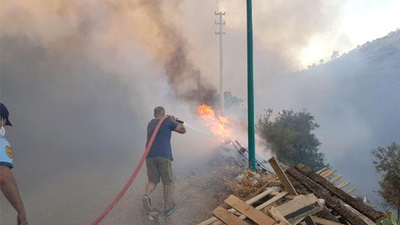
197, 104, 236, 143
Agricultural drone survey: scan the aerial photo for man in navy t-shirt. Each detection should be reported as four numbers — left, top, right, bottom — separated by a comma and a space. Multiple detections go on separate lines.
143, 106, 186, 218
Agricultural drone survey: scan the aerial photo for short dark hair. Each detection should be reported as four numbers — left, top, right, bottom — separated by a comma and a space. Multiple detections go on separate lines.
154, 106, 165, 117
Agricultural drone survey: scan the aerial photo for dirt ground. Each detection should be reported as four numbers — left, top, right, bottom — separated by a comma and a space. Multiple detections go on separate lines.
142, 166, 242, 225
0, 155, 242, 225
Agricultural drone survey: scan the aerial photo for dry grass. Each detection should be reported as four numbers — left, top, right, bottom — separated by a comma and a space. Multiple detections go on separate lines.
225, 169, 281, 200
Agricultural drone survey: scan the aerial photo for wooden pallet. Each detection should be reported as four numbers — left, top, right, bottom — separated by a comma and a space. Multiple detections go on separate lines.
214, 195, 277, 225
199, 190, 326, 225
211, 194, 289, 225
198, 157, 378, 225
198, 188, 288, 225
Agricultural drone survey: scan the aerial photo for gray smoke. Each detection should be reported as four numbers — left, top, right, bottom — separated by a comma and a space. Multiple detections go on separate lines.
0, 1, 218, 224
138, 0, 217, 104
0, 0, 217, 105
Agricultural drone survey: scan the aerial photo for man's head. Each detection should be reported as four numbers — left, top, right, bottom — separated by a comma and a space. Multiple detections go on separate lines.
0, 103, 12, 127
154, 106, 165, 118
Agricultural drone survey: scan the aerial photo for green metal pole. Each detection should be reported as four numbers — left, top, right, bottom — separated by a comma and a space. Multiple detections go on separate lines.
246, 0, 256, 171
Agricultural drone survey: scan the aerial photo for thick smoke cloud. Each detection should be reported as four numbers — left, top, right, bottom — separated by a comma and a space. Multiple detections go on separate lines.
0, 1, 219, 224
0, 0, 217, 105
139, 0, 218, 104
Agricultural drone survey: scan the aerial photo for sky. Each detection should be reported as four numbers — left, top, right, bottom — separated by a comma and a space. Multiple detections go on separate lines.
301, 0, 400, 67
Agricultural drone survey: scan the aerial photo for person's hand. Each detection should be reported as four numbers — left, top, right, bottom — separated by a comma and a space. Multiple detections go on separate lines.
17, 213, 28, 225
167, 115, 176, 121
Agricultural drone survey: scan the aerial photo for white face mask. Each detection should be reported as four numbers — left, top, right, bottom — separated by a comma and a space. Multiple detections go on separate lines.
0, 118, 5, 137
0, 126, 5, 137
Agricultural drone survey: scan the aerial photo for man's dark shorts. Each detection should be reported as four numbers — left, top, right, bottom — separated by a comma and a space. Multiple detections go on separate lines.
146, 157, 173, 185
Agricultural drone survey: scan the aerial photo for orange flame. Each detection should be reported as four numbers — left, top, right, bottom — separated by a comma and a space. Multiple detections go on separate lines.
197, 104, 234, 142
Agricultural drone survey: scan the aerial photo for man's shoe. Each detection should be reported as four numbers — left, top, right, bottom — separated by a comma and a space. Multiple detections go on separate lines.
143, 195, 153, 212
164, 203, 177, 217
147, 211, 159, 221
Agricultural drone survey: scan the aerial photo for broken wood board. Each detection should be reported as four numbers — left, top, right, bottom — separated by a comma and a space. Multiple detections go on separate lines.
263, 202, 278, 212
248, 183, 274, 199
329, 175, 342, 183
295, 164, 385, 222
225, 195, 276, 225
267, 207, 290, 225
212, 206, 250, 225
311, 216, 345, 225
317, 167, 329, 175
211, 192, 288, 225
286, 173, 341, 223
269, 157, 298, 195
257, 191, 288, 211
286, 167, 369, 225
276, 194, 323, 223
346, 188, 356, 194
269, 157, 316, 225
284, 195, 297, 200
198, 188, 274, 225
321, 170, 337, 178
247, 189, 276, 205
336, 181, 350, 189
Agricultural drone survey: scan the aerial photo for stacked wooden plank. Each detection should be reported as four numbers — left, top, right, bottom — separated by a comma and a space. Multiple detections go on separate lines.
315, 167, 355, 194
285, 164, 386, 225
198, 189, 324, 225
197, 157, 385, 225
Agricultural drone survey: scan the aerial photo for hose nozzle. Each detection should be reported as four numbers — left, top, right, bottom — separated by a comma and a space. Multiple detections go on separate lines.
175, 118, 184, 124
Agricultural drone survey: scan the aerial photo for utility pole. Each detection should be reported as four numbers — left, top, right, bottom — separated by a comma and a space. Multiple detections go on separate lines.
246, 0, 256, 171
215, 11, 226, 113
197, 70, 201, 103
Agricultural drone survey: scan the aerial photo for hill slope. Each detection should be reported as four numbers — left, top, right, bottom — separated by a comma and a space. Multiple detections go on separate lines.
284, 29, 400, 205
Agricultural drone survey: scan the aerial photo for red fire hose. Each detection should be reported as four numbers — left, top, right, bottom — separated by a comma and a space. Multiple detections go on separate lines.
90, 116, 167, 225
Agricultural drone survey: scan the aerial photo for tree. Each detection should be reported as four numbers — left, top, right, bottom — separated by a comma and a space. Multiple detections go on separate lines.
256, 109, 328, 170
371, 142, 400, 221
331, 50, 340, 60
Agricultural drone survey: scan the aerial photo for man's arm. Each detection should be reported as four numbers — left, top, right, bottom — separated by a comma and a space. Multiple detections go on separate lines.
166, 115, 186, 134
174, 123, 186, 134
0, 166, 28, 224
